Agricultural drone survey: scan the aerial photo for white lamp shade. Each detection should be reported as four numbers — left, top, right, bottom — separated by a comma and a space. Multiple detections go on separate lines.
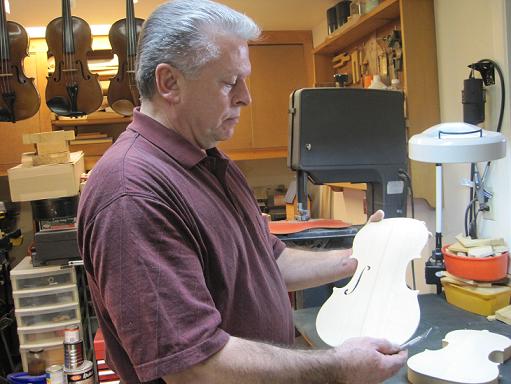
409, 122, 507, 163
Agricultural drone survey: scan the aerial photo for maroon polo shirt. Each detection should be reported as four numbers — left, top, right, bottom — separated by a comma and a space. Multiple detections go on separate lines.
78, 109, 293, 383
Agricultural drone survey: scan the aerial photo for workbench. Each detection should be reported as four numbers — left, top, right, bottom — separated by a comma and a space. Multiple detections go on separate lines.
293, 294, 511, 383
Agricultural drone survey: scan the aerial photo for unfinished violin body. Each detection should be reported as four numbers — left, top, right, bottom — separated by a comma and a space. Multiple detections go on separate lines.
316, 217, 429, 346
407, 329, 511, 384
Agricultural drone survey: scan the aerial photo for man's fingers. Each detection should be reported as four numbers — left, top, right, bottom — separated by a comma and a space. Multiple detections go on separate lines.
368, 209, 385, 223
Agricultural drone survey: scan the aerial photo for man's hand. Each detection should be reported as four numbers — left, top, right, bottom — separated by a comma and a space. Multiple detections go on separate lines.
367, 209, 385, 223
330, 210, 386, 278
333, 337, 407, 384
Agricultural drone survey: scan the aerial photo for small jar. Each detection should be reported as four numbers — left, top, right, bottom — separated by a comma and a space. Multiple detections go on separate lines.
27, 348, 46, 376
350, 0, 362, 17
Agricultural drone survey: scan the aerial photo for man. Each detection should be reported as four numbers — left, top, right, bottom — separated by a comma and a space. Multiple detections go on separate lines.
78, 1, 407, 383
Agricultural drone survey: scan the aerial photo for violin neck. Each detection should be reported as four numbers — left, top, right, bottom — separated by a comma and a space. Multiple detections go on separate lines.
0, 0, 10, 59
126, 0, 137, 57
62, 0, 75, 54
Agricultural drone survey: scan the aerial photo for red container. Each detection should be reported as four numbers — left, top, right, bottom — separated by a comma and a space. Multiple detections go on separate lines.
442, 245, 509, 281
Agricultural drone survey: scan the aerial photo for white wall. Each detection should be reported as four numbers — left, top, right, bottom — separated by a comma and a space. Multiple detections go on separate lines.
434, 0, 511, 251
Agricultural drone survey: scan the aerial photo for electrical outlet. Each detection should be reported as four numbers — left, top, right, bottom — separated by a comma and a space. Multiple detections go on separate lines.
483, 189, 495, 221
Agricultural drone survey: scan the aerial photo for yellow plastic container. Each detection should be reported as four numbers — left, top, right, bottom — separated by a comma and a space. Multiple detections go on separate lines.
442, 280, 511, 316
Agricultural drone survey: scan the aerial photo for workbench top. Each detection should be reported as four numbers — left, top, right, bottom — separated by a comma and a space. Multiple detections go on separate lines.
293, 294, 511, 383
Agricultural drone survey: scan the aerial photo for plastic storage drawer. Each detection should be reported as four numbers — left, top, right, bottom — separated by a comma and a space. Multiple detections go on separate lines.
15, 302, 81, 328
17, 320, 82, 345
10, 257, 76, 291
19, 341, 64, 372
12, 284, 79, 309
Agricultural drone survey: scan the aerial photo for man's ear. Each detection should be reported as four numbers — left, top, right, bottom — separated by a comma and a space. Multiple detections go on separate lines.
154, 63, 181, 103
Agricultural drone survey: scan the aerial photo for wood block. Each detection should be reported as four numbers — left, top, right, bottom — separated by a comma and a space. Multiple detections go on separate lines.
447, 242, 469, 254
456, 234, 506, 248
22, 130, 75, 144
495, 305, 511, 325
36, 140, 70, 155
441, 273, 493, 288
20, 152, 35, 167
468, 246, 494, 258
32, 151, 71, 166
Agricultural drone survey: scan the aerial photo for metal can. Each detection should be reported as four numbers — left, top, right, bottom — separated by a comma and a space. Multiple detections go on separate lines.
46, 364, 64, 384
64, 326, 84, 369
64, 360, 95, 384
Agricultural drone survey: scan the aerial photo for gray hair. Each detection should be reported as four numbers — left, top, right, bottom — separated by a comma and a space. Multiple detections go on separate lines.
135, 0, 261, 99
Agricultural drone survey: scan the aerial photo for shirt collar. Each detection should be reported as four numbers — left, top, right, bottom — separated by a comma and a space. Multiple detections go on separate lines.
127, 108, 208, 169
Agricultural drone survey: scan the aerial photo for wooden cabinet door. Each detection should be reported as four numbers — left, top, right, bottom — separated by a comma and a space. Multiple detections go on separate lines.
250, 44, 308, 149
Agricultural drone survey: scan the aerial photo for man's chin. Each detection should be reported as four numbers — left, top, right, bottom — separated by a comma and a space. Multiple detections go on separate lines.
217, 127, 235, 142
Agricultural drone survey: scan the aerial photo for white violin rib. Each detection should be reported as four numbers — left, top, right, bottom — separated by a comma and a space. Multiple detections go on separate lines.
316, 218, 429, 346
407, 329, 511, 384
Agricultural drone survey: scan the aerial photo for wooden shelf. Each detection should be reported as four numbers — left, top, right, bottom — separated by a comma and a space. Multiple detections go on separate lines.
226, 147, 288, 161
52, 115, 132, 127
314, 0, 400, 55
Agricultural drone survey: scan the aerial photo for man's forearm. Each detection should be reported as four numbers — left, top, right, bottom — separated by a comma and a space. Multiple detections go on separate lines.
277, 247, 356, 291
164, 336, 340, 384
164, 335, 407, 384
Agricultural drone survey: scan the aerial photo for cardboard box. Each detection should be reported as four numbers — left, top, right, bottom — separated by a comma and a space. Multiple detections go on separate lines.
318, 184, 367, 225
8, 151, 84, 202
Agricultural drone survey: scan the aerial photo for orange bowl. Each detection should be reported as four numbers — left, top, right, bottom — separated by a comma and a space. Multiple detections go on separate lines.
442, 245, 509, 281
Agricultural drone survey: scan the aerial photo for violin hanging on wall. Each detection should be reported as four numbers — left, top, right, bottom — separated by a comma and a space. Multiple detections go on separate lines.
0, 0, 40, 122
107, 0, 143, 116
45, 0, 103, 117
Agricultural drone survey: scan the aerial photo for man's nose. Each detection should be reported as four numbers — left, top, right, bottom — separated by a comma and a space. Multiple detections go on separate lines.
234, 79, 251, 106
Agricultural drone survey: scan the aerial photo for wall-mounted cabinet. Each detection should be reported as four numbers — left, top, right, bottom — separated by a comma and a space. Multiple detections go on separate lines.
313, 0, 440, 207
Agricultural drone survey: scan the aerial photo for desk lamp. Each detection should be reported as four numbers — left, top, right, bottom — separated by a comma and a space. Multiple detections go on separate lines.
408, 122, 507, 292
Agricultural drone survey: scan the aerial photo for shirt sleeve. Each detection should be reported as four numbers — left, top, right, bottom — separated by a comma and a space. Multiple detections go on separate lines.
86, 194, 229, 381
270, 233, 286, 259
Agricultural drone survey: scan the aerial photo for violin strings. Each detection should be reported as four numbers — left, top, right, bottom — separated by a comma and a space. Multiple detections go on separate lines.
127, 0, 134, 89
68, 0, 76, 88
0, 10, 9, 98
1, 19, 5, 95
0, 17, 5, 96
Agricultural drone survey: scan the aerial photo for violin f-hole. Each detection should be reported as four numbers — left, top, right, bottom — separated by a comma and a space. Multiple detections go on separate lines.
77, 60, 91, 80
344, 265, 371, 295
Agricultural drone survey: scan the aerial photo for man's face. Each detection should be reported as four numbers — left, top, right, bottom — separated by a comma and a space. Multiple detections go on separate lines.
174, 35, 252, 149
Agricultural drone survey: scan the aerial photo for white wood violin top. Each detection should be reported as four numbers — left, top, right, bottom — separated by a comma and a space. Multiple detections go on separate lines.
316, 218, 429, 346
407, 329, 511, 384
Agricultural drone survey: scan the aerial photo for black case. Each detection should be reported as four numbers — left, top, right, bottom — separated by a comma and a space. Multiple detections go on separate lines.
33, 229, 80, 266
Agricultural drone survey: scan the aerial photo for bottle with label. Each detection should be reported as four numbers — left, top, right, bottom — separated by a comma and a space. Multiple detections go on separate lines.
368, 75, 387, 90
390, 78, 401, 90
